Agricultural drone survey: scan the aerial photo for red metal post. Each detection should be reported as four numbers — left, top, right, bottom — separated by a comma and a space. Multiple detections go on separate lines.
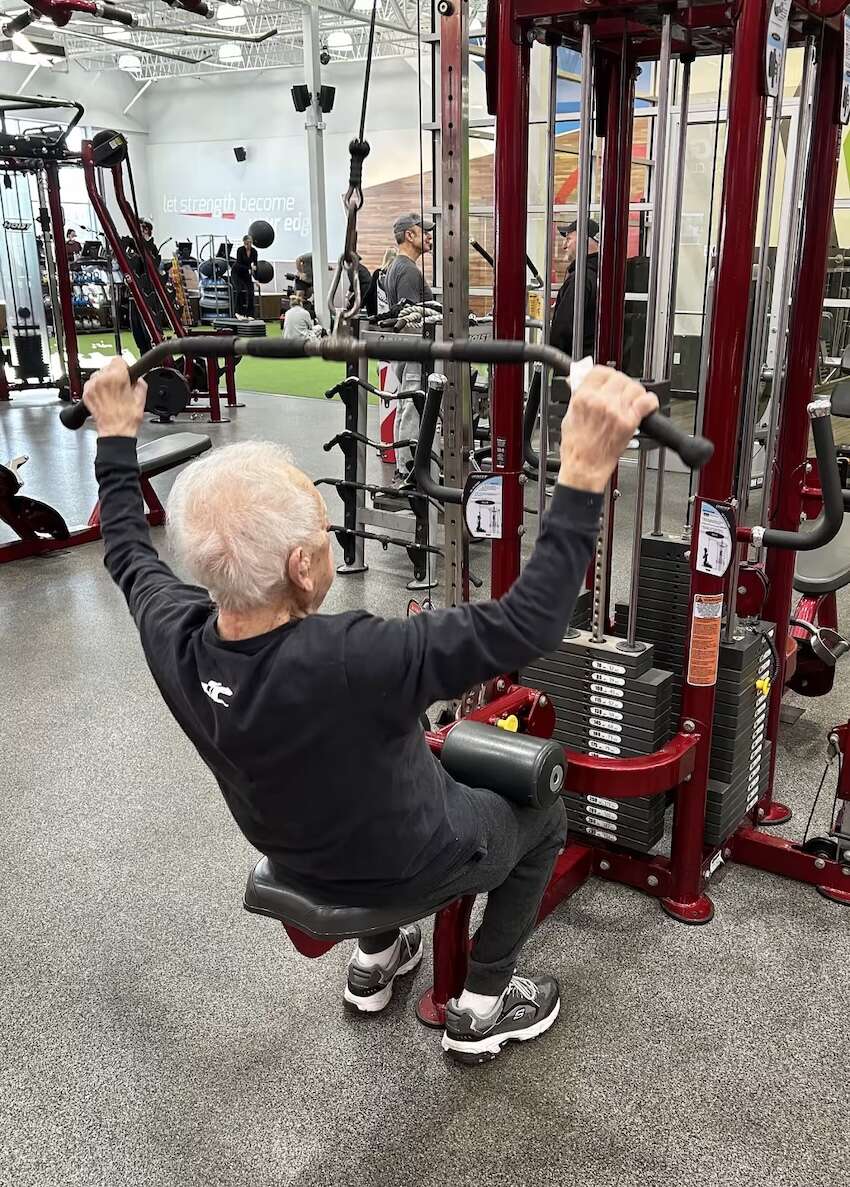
82, 143, 163, 348
489, 3, 530, 598
44, 163, 83, 401
662, 0, 768, 923
761, 24, 844, 818
111, 164, 186, 339
416, 895, 474, 1027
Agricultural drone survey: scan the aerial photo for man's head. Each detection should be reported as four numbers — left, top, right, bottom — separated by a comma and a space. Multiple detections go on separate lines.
559, 218, 600, 267
67, 229, 77, 240
243, 234, 253, 249
166, 442, 334, 618
140, 219, 154, 240
393, 213, 434, 258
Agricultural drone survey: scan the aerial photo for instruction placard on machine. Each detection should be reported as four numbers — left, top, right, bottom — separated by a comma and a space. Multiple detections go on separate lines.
696, 502, 733, 576
464, 474, 503, 539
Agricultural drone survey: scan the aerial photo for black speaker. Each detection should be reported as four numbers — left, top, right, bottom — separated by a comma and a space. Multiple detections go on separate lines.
291, 84, 311, 113
234, 146, 247, 162
318, 85, 335, 113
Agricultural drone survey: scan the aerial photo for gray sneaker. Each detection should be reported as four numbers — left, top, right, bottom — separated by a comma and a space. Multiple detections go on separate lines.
441, 974, 560, 1064
343, 925, 423, 1014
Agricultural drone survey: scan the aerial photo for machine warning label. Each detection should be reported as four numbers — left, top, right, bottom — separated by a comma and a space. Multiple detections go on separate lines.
686, 594, 723, 687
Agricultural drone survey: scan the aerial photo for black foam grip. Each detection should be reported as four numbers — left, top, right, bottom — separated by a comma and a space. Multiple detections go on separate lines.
641, 411, 714, 469
440, 721, 565, 810
101, 4, 136, 25
59, 400, 90, 429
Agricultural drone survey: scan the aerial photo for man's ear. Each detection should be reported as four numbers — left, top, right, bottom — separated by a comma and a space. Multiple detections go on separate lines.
287, 547, 312, 591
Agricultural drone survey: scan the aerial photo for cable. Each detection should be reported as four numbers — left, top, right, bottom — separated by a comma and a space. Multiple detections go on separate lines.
415, 0, 434, 593
358, 0, 379, 143
688, 52, 725, 511
802, 757, 835, 846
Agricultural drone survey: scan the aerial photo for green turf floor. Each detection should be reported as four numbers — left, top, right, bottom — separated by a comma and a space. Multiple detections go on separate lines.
67, 322, 378, 400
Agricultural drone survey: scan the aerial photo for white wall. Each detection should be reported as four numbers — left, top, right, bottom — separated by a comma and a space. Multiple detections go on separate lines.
140, 58, 431, 261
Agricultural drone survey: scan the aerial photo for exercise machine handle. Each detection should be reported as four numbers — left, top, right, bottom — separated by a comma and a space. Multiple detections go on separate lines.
97, 2, 136, 25
412, 379, 463, 505
746, 400, 845, 551
59, 335, 715, 472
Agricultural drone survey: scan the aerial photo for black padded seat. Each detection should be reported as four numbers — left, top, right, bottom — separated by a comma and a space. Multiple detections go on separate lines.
244, 856, 456, 940
793, 514, 850, 595
832, 379, 850, 419
137, 432, 211, 476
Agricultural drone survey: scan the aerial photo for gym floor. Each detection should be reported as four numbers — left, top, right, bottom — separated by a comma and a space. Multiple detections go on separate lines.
1, 383, 847, 1187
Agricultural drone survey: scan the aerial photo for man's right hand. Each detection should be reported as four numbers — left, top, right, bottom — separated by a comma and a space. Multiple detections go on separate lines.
558, 366, 659, 494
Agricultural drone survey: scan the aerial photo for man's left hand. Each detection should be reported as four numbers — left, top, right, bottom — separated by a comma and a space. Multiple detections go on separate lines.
83, 357, 147, 438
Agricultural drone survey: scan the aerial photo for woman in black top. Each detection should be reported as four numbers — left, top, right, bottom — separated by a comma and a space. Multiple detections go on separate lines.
234, 234, 258, 318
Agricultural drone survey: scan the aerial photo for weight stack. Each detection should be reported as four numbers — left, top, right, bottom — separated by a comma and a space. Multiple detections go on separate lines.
614, 533, 691, 720
704, 627, 775, 846
522, 630, 673, 852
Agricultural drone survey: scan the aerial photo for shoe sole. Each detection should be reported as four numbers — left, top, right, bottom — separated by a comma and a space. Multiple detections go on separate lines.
343, 941, 424, 1014
441, 995, 561, 1064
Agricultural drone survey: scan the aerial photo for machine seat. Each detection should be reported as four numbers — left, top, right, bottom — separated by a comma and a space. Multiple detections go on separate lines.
137, 433, 211, 476
244, 856, 454, 940
831, 378, 850, 419
793, 514, 850, 595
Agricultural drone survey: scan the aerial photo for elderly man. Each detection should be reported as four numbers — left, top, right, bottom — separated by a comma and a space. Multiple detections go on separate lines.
85, 357, 656, 1065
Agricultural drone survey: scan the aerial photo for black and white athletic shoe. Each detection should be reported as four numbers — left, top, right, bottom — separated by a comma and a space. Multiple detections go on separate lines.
343, 925, 423, 1014
441, 975, 560, 1064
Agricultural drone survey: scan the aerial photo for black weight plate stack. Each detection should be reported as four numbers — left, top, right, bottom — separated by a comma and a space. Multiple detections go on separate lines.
703, 627, 775, 846
613, 533, 692, 720
522, 629, 673, 853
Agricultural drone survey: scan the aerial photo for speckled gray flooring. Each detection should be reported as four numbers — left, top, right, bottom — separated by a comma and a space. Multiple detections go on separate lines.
1, 389, 848, 1187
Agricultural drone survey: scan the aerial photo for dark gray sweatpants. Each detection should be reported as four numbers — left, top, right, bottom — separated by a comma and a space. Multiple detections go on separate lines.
359, 789, 568, 996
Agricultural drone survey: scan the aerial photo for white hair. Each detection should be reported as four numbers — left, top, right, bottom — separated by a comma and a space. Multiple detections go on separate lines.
166, 441, 324, 612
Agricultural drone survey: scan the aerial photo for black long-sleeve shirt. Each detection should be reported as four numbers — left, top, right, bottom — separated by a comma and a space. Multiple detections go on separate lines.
95, 438, 601, 902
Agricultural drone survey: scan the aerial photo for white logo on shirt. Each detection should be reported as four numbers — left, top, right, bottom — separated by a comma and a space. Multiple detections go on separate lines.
202, 679, 233, 707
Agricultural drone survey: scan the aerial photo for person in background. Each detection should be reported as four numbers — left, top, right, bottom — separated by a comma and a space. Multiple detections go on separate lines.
65, 228, 82, 262
549, 218, 600, 360
293, 254, 314, 315
128, 218, 162, 356
383, 213, 435, 486
365, 246, 398, 318
282, 292, 314, 341
234, 234, 258, 319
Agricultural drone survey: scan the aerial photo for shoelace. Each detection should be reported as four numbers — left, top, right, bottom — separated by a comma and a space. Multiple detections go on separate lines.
506, 975, 540, 1006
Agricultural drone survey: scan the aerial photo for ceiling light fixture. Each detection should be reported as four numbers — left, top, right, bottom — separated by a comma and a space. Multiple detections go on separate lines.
118, 52, 142, 72
216, 3, 247, 27
353, 0, 374, 11
327, 29, 353, 51
218, 40, 242, 61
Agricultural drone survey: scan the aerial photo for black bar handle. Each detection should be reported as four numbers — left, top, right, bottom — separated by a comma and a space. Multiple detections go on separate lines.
413, 381, 463, 505
759, 402, 844, 551
99, 3, 137, 26
60, 334, 714, 473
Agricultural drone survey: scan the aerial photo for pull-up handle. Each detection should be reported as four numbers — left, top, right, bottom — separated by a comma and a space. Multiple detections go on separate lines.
60, 334, 714, 470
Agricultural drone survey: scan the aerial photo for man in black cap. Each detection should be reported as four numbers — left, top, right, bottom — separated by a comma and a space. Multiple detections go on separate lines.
384, 213, 435, 485
549, 218, 600, 360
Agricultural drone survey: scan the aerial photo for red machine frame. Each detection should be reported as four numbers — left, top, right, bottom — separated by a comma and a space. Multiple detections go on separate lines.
412, 0, 850, 1024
